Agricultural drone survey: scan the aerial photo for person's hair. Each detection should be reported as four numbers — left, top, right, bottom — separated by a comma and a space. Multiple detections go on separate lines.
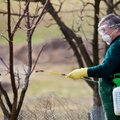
98, 14, 120, 31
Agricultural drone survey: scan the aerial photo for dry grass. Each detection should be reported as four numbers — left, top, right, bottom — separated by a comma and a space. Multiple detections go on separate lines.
0, 63, 93, 119
26, 63, 92, 98
0, 92, 92, 119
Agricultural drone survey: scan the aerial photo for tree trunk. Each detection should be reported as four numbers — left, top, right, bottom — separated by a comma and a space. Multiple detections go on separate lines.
40, 0, 95, 90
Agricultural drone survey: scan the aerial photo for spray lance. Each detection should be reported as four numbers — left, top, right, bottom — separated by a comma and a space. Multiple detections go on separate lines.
112, 73, 120, 115
35, 70, 98, 84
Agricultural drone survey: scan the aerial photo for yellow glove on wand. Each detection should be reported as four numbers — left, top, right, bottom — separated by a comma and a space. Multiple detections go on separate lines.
66, 68, 88, 80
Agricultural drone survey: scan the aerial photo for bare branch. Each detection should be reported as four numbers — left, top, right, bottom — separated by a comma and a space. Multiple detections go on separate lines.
56, 0, 66, 13
113, 9, 120, 16
31, 4, 43, 27
30, 0, 49, 36
0, 92, 10, 118
81, 0, 95, 8
16, 75, 28, 118
0, 57, 9, 71
31, 45, 46, 74
7, 0, 12, 39
7, 0, 18, 118
72, 0, 95, 33
11, 2, 29, 38
0, 35, 9, 42
103, 0, 120, 9
113, 1, 120, 8
0, 10, 40, 18
0, 82, 12, 112
15, 70, 21, 90
18, 0, 22, 17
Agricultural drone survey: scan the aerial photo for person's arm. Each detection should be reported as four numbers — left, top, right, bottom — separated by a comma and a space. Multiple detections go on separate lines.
66, 39, 120, 80
88, 40, 120, 78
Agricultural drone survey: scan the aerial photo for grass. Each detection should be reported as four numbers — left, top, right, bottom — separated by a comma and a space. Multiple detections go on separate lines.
3, 63, 92, 100
27, 74, 93, 98
0, 63, 93, 119
26, 64, 93, 99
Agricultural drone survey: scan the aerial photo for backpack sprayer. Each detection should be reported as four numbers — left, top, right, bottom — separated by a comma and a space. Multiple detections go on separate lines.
35, 70, 98, 83
112, 73, 120, 115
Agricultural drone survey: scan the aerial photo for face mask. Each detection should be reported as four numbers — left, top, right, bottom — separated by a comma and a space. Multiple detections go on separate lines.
102, 34, 111, 45
98, 29, 111, 45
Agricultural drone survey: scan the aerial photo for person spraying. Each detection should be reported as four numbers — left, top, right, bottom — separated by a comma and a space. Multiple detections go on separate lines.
66, 14, 120, 120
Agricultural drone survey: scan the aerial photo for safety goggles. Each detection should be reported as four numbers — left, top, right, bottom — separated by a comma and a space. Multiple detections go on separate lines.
98, 24, 115, 36
98, 25, 108, 35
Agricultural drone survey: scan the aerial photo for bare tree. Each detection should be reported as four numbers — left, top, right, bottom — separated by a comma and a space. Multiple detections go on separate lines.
1, 0, 119, 119
0, 0, 48, 119
104, 0, 120, 15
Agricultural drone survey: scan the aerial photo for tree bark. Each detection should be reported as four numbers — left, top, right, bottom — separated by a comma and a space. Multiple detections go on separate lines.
92, 0, 101, 106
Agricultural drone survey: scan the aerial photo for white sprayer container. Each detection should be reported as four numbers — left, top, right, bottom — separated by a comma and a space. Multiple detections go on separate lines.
113, 87, 120, 115
112, 73, 120, 116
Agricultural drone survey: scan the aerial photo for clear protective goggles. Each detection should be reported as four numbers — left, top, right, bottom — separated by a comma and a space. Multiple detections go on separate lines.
98, 23, 120, 35
98, 24, 108, 36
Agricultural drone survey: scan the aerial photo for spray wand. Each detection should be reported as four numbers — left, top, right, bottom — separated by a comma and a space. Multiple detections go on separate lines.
35, 70, 98, 84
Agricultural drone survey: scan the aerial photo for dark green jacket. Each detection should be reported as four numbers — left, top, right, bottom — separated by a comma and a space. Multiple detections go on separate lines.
88, 36, 120, 80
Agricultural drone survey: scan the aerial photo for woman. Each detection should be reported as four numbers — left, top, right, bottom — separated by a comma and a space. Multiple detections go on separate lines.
66, 14, 120, 120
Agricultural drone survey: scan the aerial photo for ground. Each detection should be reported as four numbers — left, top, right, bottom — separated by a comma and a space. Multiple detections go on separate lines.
0, 38, 93, 119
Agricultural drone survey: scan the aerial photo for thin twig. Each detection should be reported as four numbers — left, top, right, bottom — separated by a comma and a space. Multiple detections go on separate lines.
56, 0, 66, 13
0, 11, 40, 18
30, 0, 49, 37
0, 29, 12, 43
11, 2, 29, 37
0, 91, 10, 117
15, 70, 21, 90
0, 57, 9, 70
0, 82, 12, 111
31, 45, 46, 74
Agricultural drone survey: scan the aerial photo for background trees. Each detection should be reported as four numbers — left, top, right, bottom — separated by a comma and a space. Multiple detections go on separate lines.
0, 0, 120, 119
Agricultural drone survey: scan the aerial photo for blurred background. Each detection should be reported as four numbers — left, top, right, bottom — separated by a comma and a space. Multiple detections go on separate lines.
0, 0, 120, 119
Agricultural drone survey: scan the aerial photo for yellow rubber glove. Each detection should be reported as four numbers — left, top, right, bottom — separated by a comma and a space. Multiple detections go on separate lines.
66, 68, 88, 80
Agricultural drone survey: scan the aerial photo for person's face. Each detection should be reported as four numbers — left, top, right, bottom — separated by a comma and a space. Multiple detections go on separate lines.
98, 22, 118, 41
